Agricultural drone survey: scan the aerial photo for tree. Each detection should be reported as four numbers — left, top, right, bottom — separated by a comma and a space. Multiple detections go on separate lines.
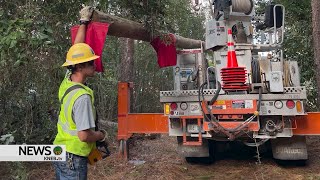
119, 38, 135, 82
312, 0, 320, 109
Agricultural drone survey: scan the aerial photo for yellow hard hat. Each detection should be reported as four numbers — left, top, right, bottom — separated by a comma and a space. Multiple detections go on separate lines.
62, 43, 99, 67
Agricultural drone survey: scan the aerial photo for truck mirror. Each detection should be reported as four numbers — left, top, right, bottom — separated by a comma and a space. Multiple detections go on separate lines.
264, 5, 283, 28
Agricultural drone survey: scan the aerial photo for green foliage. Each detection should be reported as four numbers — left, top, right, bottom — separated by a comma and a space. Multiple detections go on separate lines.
109, 0, 169, 37
131, 41, 173, 113
164, 0, 205, 40
0, 1, 88, 143
0, 18, 53, 66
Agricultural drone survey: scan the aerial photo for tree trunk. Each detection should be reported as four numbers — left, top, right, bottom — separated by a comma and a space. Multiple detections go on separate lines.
209, 0, 215, 19
118, 38, 135, 112
312, 0, 320, 109
118, 38, 134, 82
92, 10, 204, 49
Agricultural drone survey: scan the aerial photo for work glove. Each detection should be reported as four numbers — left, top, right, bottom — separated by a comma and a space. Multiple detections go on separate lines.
79, 5, 94, 22
97, 129, 111, 158
99, 129, 109, 143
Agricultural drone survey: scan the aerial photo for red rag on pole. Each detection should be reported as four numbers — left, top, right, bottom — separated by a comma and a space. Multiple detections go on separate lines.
150, 34, 177, 68
71, 22, 109, 72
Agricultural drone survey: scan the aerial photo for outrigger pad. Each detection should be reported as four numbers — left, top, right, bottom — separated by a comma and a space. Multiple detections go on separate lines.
271, 136, 308, 160
177, 137, 210, 157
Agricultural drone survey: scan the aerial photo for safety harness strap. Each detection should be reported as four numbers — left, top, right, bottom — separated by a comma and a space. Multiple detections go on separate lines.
58, 85, 85, 136
60, 85, 84, 104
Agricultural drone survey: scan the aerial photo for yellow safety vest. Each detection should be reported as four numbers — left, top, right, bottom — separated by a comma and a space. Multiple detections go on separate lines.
53, 78, 96, 157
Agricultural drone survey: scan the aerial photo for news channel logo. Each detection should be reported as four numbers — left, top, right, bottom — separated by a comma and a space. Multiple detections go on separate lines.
53, 146, 63, 155
0, 145, 66, 161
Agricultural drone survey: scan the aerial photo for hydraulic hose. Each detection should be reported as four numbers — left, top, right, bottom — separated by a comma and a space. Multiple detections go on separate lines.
257, 87, 262, 112
209, 81, 221, 105
198, 82, 211, 122
198, 82, 263, 135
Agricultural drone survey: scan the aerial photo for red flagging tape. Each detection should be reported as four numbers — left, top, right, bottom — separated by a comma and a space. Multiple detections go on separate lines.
150, 34, 177, 68
71, 22, 109, 72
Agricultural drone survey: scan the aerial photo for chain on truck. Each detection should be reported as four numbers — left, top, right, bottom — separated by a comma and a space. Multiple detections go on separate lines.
117, 0, 320, 164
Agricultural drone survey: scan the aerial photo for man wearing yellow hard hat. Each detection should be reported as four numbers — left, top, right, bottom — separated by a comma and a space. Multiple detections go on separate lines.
52, 6, 106, 180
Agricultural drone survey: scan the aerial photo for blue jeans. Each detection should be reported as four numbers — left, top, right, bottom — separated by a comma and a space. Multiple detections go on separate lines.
53, 152, 88, 180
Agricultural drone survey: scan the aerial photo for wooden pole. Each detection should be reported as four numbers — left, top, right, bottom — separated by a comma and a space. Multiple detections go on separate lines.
92, 10, 204, 49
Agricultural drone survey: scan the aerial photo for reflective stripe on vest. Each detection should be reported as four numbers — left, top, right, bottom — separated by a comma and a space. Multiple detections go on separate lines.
57, 118, 77, 136
58, 88, 82, 136
63, 88, 80, 125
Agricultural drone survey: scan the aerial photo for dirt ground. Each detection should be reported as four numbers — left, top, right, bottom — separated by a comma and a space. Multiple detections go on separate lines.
2, 135, 320, 180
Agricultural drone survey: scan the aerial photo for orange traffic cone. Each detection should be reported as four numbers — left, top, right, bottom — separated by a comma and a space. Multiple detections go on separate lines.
227, 29, 238, 68
220, 28, 248, 91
